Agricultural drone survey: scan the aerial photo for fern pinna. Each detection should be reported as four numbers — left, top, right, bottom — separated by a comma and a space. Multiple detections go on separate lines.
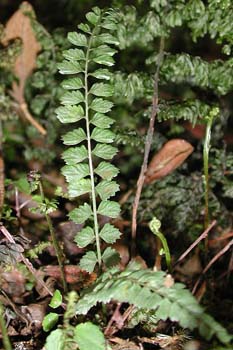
56, 7, 121, 273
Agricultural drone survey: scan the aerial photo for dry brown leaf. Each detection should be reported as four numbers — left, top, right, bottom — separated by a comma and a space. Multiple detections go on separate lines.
145, 139, 194, 184
44, 265, 97, 286
1, 1, 41, 103
1, 2, 46, 135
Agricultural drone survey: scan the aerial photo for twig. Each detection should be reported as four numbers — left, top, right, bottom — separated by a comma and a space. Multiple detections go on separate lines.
0, 223, 53, 297
104, 303, 122, 336
105, 304, 134, 337
131, 37, 165, 256
192, 238, 233, 294
174, 220, 216, 266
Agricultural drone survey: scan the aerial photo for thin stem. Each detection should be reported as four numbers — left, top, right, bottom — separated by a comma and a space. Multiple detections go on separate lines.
84, 30, 102, 267
131, 37, 165, 256
175, 220, 216, 266
0, 301, 13, 350
192, 238, 233, 295
156, 231, 171, 272
38, 181, 68, 293
203, 119, 212, 230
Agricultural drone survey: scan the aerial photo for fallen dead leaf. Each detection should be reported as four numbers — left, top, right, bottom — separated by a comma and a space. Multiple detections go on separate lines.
57, 221, 84, 257
145, 139, 194, 184
1, 2, 40, 104
1, 1, 46, 135
1, 268, 26, 299
44, 265, 97, 286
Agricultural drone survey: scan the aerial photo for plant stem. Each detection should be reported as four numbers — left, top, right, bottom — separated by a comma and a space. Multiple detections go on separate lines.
84, 29, 102, 268
0, 301, 12, 350
131, 37, 165, 256
203, 119, 212, 230
156, 231, 171, 272
38, 181, 68, 293
203, 108, 218, 230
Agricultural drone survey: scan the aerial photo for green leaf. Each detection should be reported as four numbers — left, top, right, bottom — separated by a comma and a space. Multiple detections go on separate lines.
93, 55, 114, 66
62, 128, 86, 145
74, 226, 95, 248
68, 178, 92, 198
62, 77, 84, 90
69, 203, 92, 224
99, 223, 121, 244
98, 33, 119, 45
63, 48, 85, 61
62, 164, 89, 182
92, 45, 116, 57
78, 23, 91, 34
97, 200, 120, 218
55, 105, 84, 123
60, 91, 84, 105
15, 177, 31, 194
86, 11, 99, 25
57, 61, 82, 74
95, 162, 119, 180
68, 32, 87, 47
90, 98, 113, 113
96, 180, 119, 200
92, 144, 118, 159
62, 146, 88, 165
45, 329, 64, 350
90, 83, 113, 97
102, 247, 120, 267
156, 299, 172, 320
49, 290, 63, 309
74, 322, 105, 350
42, 313, 59, 332
79, 251, 97, 273
102, 22, 117, 32
91, 113, 114, 128
91, 127, 115, 143
92, 7, 101, 16
90, 69, 112, 80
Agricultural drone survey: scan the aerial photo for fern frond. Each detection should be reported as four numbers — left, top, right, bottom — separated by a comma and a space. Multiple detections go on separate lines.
113, 72, 153, 104
56, 7, 121, 272
76, 264, 232, 344
158, 99, 212, 125
159, 53, 233, 95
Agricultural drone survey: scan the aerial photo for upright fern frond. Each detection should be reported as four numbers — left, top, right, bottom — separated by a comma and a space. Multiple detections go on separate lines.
56, 7, 121, 272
